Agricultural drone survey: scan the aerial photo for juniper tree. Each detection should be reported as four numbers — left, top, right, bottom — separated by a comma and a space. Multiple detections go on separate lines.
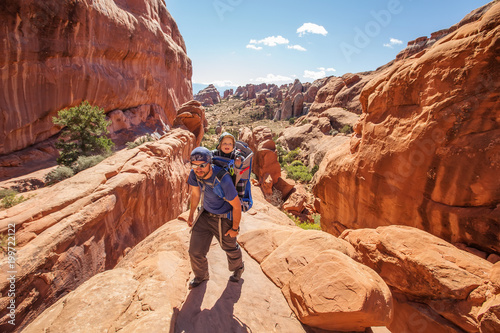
53, 101, 114, 166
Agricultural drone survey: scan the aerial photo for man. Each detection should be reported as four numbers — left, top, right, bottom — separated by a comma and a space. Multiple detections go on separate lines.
187, 146, 244, 289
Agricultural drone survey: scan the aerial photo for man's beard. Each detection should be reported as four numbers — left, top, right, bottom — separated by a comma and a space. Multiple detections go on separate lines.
195, 169, 211, 180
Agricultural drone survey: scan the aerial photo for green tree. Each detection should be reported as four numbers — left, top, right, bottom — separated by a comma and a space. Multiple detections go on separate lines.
53, 101, 114, 166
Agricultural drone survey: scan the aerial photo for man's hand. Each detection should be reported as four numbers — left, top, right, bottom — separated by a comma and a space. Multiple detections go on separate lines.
225, 229, 238, 238
187, 215, 194, 227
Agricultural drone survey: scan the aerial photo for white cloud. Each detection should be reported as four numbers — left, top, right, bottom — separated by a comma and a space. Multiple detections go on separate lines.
249, 35, 289, 47
253, 74, 293, 83
287, 44, 307, 51
246, 44, 263, 50
390, 38, 403, 45
195, 80, 236, 87
302, 67, 336, 80
384, 38, 404, 48
297, 23, 328, 37
212, 80, 236, 87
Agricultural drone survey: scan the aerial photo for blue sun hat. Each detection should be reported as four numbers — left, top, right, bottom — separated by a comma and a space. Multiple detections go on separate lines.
190, 146, 212, 163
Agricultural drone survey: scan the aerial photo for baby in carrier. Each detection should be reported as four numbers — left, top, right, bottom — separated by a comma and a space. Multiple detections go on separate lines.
212, 132, 246, 201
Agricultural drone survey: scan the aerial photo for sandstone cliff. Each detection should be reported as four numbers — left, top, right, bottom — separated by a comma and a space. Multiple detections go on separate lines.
313, 2, 500, 255
0, 127, 197, 331
0, 0, 192, 156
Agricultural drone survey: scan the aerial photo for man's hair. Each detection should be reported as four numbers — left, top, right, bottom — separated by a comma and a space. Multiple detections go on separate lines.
190, 146, 212, 163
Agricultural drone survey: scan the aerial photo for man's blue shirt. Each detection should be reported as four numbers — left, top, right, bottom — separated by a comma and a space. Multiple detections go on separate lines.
188, 165, 238, 214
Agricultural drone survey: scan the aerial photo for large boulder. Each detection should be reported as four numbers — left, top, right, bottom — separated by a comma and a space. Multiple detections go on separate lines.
313, 2, 500, 254
0, 0, 192, 156
239, 228, 393, 331
341, 225, 495, 332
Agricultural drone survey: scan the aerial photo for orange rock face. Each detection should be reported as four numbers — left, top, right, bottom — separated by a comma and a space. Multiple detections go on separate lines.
239, 126, 281, 186
313, 2, 500, 254
342, 225, 495, 332
0, 0, 192, 155
0, 128, 196, 331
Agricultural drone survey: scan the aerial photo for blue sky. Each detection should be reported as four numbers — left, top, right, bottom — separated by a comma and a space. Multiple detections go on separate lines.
165, 0, 491, 94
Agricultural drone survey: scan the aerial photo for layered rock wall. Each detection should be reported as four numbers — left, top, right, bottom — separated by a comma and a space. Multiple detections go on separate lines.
0, 0, 192, 155
0, 128, 196, 331
313, 2, 500, 253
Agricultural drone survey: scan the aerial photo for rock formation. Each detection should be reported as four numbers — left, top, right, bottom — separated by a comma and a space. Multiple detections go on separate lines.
193, 84, 221, 106
341, 226, 496, 332
313, 2, 500, 255
0, 127, 197, 331
23, 185, 500, 332
173, 100, 208, 146
239, 126, 281, 192
0, 0, 192, 156
20, 188, 396, 333
309, 71, 383, 115
223, 88, 233, 99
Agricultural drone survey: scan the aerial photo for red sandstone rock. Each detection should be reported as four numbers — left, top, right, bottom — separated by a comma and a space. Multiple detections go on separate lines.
239, 229, 393, 331
282, 190, 307, 214
292, 93, 304, 117
284, 250, 393, 331
173, 100, 208, 146
0, 0, 192, 155
314, 2, 500, 254
310, 71, 382, 115
193, 84, 221, 106
0, 128, 196, 331
21, 191, 322, 333
240, 126, 281, 186
223, 89, 233, 99
341, 225, 494, 332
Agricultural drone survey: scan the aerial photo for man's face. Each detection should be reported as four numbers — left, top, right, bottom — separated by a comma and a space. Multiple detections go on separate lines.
220, 137, 234, 154
191, 161, 211, 179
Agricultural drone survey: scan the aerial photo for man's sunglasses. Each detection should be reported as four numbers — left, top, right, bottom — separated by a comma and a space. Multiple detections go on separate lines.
191, 162, 209, 169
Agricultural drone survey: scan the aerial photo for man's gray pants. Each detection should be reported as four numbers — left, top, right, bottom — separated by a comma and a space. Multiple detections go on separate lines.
189, 211, 243, 280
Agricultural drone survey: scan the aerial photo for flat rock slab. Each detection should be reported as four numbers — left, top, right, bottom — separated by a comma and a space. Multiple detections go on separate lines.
174, 240, 307, 333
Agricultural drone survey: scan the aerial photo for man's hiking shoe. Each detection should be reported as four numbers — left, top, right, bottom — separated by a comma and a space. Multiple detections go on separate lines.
189, 277, 207, 289
230, 265, 244, 282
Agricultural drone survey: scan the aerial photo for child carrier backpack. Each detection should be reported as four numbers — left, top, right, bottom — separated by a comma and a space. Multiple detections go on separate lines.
211, 140, 254, 212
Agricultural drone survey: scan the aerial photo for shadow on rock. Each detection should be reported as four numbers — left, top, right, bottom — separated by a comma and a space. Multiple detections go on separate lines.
174, 279, 251, 333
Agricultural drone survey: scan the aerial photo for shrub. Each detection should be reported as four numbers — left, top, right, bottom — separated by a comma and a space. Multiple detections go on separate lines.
276, 144, 287, 166
285, 163, 313, 182
207, 127, 216, 135
72, 155, 107, 173
290, 160, 304, 167
0, 190, 26, 209
0, 189, 18, 200
311, 165, 319, 175
126, 134, 154, 149
340, 125, 353, 134
288, 117, 296, 125
45, 166, 75, 185
298, 221, 322, 230
284, 148, 300, 165
53, 101, 114, 166
329, 129, 339, 136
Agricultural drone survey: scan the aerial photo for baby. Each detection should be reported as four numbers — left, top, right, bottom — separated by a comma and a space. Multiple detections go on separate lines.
213, 132, 243, 168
